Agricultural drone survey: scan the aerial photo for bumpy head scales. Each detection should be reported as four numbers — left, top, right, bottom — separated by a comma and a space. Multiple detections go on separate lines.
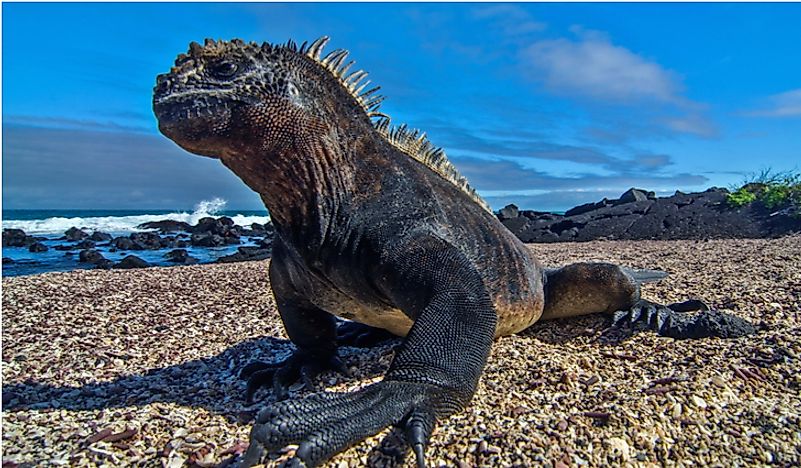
153, 37, 491, 212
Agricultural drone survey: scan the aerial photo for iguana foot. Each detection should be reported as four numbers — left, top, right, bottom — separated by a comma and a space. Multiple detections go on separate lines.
611, 299, 756, 339
336, 320, 396, 347
238, 381, 446, 468
240, 350, 349, 403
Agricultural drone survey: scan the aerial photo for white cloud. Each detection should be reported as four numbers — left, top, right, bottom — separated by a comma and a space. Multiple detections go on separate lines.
744, 89, 801, 118
471, 5, 547, 38
663, 113, 719, 138
521, 29, 685, 105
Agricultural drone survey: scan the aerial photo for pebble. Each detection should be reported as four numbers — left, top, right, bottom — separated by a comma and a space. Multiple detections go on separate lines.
606, 437, 630, 459
165, 454, 186, 468
711, 375, 726, 387
691, 395, 708, 409
477, 440, 488, 453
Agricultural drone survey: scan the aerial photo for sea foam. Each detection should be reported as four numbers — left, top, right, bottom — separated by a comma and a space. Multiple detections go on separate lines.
2, 198, 271, 235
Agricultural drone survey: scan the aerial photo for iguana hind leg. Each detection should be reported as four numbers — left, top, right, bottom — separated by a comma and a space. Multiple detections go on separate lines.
542, 262, 755, 339
541, 262, 641, 320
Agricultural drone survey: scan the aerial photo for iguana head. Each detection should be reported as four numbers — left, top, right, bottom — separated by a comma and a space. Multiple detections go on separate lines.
152, 37, 379, 159
153, 37, 493, 213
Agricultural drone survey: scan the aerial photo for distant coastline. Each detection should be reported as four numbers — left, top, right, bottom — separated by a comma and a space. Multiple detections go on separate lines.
3, 208, 268, 222
5, 187, 800, 277
2, 199, 273, 276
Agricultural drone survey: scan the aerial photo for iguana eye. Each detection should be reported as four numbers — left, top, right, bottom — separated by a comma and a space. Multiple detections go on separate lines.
287, 82, 300, 98
210, 61, 239, 79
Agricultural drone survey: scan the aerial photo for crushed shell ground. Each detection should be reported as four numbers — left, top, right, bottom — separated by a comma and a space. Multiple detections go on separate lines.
2, 237, 800, 467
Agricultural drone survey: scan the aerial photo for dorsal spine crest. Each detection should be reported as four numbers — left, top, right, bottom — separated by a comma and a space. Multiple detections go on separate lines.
293, 36, 492, 213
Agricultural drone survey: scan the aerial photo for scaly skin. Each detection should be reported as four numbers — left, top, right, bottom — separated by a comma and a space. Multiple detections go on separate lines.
152, 37, 755, 467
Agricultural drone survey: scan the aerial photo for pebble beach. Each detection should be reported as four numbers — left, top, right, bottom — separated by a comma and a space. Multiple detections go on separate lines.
2, 236, 800, 467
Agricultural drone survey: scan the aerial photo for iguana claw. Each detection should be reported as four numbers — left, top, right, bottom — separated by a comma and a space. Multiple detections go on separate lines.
405, 410, 435, 468
238, 381, 445, 467
611, 299, 755, 339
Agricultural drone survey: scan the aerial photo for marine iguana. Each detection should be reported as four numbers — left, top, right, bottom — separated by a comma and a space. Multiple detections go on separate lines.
152, 37, 755, 467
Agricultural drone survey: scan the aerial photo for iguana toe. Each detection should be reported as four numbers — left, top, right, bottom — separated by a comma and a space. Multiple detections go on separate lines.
240, 381, 444, 467
241, 351, 349, 404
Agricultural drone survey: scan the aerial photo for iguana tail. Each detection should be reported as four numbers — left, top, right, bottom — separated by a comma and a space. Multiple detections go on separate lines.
621, 267, 669, 284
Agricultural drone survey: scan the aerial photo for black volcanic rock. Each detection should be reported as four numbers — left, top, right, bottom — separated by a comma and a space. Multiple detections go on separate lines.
75, 239, 96, 250
94, 259, 115, 270
497, 204, 519, 221
565, 198, 612, 217
192, 217, 221, 234
78, 249, 106, 264
191, 232, 226, 247
89, 231, 113, 242
190, 217, 242, 246
138, 220, 192, 233
164, 249, 199, 264
615, 188, 653, 205
3, 229, 33, 247
114, 255, 151, 269
130, 232, 163, 250
497, 187, 801, 243
110, 236, 137, 250
217, 246, 271, 263
28, 242, 48, 253
64, 227, 88, 241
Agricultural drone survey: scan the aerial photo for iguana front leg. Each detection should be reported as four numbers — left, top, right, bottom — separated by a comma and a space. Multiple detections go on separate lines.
239, 236, 497, 467
242, 245, 349, 403
240, 297, 347, 403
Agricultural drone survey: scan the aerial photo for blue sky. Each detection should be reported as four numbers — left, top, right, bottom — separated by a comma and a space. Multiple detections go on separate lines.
3, 2, 800, 211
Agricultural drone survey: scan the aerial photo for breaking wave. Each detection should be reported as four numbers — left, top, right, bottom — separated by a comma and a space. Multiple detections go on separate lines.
2, 198, 270, 235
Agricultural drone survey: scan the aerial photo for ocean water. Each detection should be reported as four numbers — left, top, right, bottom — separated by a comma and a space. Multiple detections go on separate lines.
2, 198, 272, 277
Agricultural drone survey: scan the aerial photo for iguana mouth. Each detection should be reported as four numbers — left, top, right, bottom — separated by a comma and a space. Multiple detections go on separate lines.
153, 92, 248, 159
153, 94, 237, 124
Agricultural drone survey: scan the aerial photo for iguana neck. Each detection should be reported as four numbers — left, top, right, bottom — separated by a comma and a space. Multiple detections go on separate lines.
220, 129, 373, 251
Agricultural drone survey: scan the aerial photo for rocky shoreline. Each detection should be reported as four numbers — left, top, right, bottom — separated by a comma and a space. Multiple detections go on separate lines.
2, 216, 275, 273
498, 187, 801, 243
4, 187, 800, 275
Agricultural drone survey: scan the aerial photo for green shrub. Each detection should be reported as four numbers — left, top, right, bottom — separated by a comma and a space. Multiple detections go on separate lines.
727, 188, 757, 207
726, 168, 801, 217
